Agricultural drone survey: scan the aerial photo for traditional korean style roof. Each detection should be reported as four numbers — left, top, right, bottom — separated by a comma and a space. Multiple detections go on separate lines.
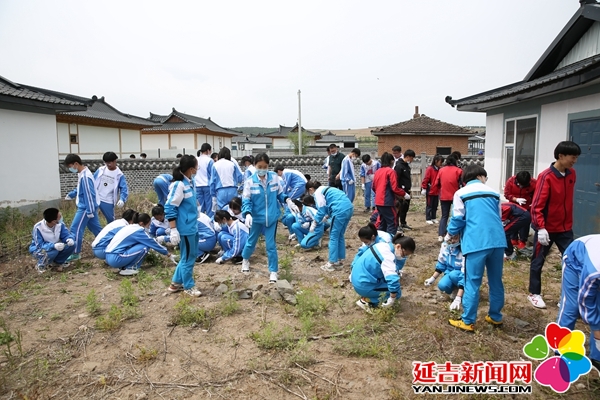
372, 115, 473, 136
0, 75, 89, 112
142, 108, 241, 136
263, 124, 319, 138
58, 96, 158, 128
233, 135, 272, 144
315, 132, 357, 143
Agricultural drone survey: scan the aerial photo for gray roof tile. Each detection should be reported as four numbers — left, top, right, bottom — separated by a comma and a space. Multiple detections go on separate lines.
60, 96, 158, 126
0, 75, 89, 107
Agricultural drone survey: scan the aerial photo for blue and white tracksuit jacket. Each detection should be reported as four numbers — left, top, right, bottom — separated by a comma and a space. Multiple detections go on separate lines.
314, 186, 354, 263
195, 155, 214, 216
210, 159, 243, 209
434, 242, 465, 295
241, 171, 288, 272
150, 217, 170, 237
29, 220, 75, 266
447, 179, 506, 325
69, 167, 102, 253
281, 169, 307, 200
218, 219, 249, 261
243, 165, 256, 183
360, 161, 380, 208
153, 174, 172, 206
557, 234, 600, 362
91, 218, 129, 259
93, 166, 129, 223
197, 212, 217, 256
105, 225, 168, 270
350, 242, 403, 306
350, 231, 393, 267
290, 205, 324, 248
340, 155, 357, 202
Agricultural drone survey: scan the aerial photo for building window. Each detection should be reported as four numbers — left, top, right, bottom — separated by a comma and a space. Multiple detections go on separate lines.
436, 147, 451, 156
503, 117, 537, 183
70, 134, 78, 144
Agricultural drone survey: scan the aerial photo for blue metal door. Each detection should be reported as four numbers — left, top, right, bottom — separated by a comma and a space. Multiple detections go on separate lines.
570, 118, 600, 237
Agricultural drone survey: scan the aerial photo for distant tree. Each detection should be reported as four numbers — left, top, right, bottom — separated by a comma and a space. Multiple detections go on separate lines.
288, 132, 309, 155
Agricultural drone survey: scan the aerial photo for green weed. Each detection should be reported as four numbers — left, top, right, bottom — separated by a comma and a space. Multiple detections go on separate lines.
119, 279, 138, 307
95, 305, 123, 331
86, 289, 101, 316
136, 270, 155, 292
218, 291, 240, 316
250, 322, 296, 350
0, 317, 23, 360
296, 288, 328, 318
170, 297, 213, 328
136, 345, 158, 363
333, 330, 391, 358
279, 252, 293, 281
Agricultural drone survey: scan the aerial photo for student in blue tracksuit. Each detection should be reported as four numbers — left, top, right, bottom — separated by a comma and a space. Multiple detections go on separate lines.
64, 154, 102, 261
165, 155, 202, 297
424, 235, 466, 311
340, 148, 361, 203
196, 211, 217, 264
92, 152, 129, 223
195, 143, 214, 217
92, 209, 135, 260
556, 235, 600, 371
274, 166, 308, 200
150, 205, 171, 243
105, 213, 170, 276
241, 156, 256, 183
350, 223, 393, 266
209, 147, 243, 211
29, 208, 75, 273
221, 197, 245, 224
360, 154, 380, 212
447, 165, 506, 332
351, 234, 415, 312
306, 181, 355, 272
241, 153, 299, 283
214, 210, 249, 264
153, 174, 172, 206
289, 196, 327, 250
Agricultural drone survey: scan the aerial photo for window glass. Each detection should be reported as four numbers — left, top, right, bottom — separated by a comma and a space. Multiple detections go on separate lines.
505, 120, 514, 143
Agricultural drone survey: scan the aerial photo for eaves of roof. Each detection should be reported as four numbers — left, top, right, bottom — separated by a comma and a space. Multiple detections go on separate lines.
0, 75, 89, 112
59, 97, 158, 127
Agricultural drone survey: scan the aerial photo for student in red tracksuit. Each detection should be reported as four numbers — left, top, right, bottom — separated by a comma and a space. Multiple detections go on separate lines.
432, 155, 462, 241
504, 171, 537, 249
372, 152, 408, 237
527, 141, 580, 309
421, 155, 444, 225
501, 202, 531, 261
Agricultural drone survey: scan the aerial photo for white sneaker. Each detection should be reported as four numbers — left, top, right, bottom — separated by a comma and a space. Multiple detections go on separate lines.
504, 252, 517, 261
241, 259, 250, 273
438, 236, 443, 242
217, 250, 224, 257
184, 287, 202, 297
288, 233, 296, 241
356, 298, 373, 314
528, 294, 547, 309
320, 262, 338, 272
120, 268, 139, 276
294, 243, 301, 248
426, 220, 434, 225
432, 220, 439, 224
269, 272, 278, 283
35, 264, 47, 274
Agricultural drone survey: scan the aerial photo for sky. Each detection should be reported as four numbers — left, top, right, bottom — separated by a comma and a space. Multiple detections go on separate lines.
0, 0, 581, 130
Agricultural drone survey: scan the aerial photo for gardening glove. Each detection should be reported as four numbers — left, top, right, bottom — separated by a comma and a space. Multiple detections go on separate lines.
450, 296, 462, 311
213, 223, 221, 232
404, 193, 411, 200
54, 242, 65, 251
215, 257, 224, 264
381, 296, 396, 308
156, 236, 165, 244
537, 229, 550, 246
361, 183, 365, 190
424, 276, 436, 286
301, 222, 310, 229
515, 197, 526, 206
170, 228, 180, 246
309, 221, 317, 233
211, 197, 217, 212
421, 189, 427, 196
595, 337, 600, 352
165, 228, 171, 235
169, 254, 178, 265
86, 213, 94, 219
245, 214, 253, 229
65, 194, 73, 200
65, 238, 74, 246
116, 200, 125, 208
444, 233, 452, 243
286, 198, 299, 214
348, 180, 354, 185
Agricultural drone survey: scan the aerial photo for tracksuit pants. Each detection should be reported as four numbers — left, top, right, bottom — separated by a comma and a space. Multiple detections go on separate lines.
197, 235, 217, 257
93, 246, 107, 260
98, 201, 116, 224
281, 210, 296, 232
504, 212, 531, 256
438, 200, 453, 237
529, 230, 574, 295
242, 222, 279, 273
33, 246, 75, 266
216, 187, 238, 210
171, 233, 198, 290
153, 180, 169, 206
438, 270, 464, 294
328, 208, 353, 263
343, 182, 356, 203
196, 186, 213, 217
70, 208, 103, 254
290, 222, 324, 249
377, 205, 397, 237
217, 232, 240, 258
351, 281, 395, 306
105, 243, 149, 271
425, 194, 439, 221
399, 197, 410, 226
364, 182, 374, 209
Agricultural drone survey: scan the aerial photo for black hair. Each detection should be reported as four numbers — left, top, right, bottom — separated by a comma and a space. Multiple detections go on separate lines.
228, 197, 242, 211
450, 151, 462, 160
431, 155, 444, 167
301, 194, 315, 206
151, 205, 165, 217
122, 209, 136, 223
172, 154, 198, 181
241, 155, 253, 165
214, 210, 233, 223
380, 152, 394, 167
218, 147, 231, 160
515, 171, 531, 186
64, 154, 82, 166
362, 154, 371, 163
326, 147, 331, 153
254, 153, 270, 165
133, 212, 151, 225
462, 164, 487, 183
393, 235, 415, 253
200, 143, 212, 153
304, 174, 311, 181
176, 153, 183, 158
404, 149, 416, 158
305, 181, 321, 191
554, 141, 581, 159
196, 149, 202, 157
445, 155, 458, 167
329, 144, 338, 149
43, 207, 59, 222
392, 145, 402, 153
140, 153, 147, 158
274, 165, 284, 173
103, 152, 118, 162
130, 154, 136, 159
351, 148, 361, 157
292, 199, 303, 211
210, 153, 218, 161
358, 222, 378, 242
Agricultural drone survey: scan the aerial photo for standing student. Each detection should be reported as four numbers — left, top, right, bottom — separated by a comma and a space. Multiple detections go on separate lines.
196, 211, 217, 264
209, 147, 243, 211
421, 155, 444, 224
394, 149, 414, 230
214, 210, 249, 264
424, 235, 465, 311
392, 145, 403, 168
153, 174, 172, 206
29, 208, 75, 273
360, 154, 380, 212
340, 148, 361, 203
241, 153, 299, 283
528, 141, 580, 309
447, 165, 506, 332
63, 154, 102, 261
92, 209, 135, 260
105, 213, 170, 276
501, 202, 531, 261
195, 143, 214, 217
372, 152, 409, 237
322, 147, 331, 171
328, 144, 344, 189
165, 155, 202, 297
90, 151, 128, 223
433, 155, 462, 242
241, 156, 256, 183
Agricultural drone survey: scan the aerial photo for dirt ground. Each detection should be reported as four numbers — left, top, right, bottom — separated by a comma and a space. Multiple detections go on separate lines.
1, 198, 599, 399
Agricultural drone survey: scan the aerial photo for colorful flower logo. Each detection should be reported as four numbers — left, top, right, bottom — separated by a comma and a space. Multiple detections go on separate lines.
522, 322, 592, 393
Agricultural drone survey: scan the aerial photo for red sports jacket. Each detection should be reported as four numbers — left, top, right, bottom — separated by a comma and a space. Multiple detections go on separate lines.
421, 165, 440, 196
372, 167, 406, 206
504, 175, 537, 208
433, 165, 462, 201
530, 165, 576, 233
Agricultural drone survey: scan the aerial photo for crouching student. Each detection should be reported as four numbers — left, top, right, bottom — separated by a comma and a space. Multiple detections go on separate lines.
92, 209, 136, 260
556, 234, 600, 372
153, 174, 172, 206
105, 213, 170, 276
424, 234, 465, 311
291, 196, 326, 249
351, 223, 393, 266
214, 210, 249, 264
351, 234, 415, 312
196, 211, 217, 264
501, 201, 531, 261
29, 208, 75, 273
223, 197, 245, 223
150, 205, 171, 243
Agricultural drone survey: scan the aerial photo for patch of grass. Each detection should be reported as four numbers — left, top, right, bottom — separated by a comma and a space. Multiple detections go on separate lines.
250, 322, 296, 350
50, 313, 62, 321
170, 297, 213, 328
71, 261, 93, 274
279, 252, 293, 281
218, 291, 240, 316
296, 288, 328, 318
287, 338, 317, 367
0, 317, 23, 360
144, 251, 164, 268
95, 304, 123, 331
136, 270, 155, 292
119, 279, 138, 307
86, 289, 101, 316
333, 329, 391, 358
136, 345, 158, 363
155, 265, 174, 287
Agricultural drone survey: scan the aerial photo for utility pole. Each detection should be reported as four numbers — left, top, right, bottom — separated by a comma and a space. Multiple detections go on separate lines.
297, 90, 302, 156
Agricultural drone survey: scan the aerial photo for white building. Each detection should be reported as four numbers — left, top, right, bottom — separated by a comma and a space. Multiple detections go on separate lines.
263, 124, 319, 149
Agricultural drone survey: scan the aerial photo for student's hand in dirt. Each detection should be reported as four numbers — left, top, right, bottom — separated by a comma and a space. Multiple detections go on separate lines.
381, 296, 396, 308
424, 276, 436, 286
449, 296, 462, 311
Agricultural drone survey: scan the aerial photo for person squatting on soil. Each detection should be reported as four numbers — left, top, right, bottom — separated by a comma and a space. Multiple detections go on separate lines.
424, 234, 465, 311
501, 202, 531, 261
29, 207, 75, 273
214, 210, 248, 265
149, 205, 171, 244
92, 209, 136, 260
288, 198, 326, 250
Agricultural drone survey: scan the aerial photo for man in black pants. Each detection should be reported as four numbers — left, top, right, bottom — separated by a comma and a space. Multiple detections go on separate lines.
395, 149, 415, 230
327, 144, 344, 189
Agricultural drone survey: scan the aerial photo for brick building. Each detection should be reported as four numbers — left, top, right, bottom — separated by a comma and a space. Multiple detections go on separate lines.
372, 107, 473, 156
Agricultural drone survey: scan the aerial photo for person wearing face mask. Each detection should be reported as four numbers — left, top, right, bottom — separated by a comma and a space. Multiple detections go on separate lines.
327, 144, 344, 190
63, 154, 102, 262
92, 151, 129, 223
424, 234, 465, 311
92, 209, 136, 260
350, 234, 415, 312
104, 212, 170, 276
340, 148, 361, 203
447, 165, 506, 332
29, 208, 76, 273
214, 210, 249, 265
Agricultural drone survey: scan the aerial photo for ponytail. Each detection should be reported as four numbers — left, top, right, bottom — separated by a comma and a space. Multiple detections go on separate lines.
122, 209, 136, 223
358, 222, 378, 242
133, 212, 151, 225
173, 155, 197, 181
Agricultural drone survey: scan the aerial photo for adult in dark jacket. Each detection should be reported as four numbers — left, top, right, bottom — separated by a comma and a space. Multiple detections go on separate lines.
327, 144, 344, 189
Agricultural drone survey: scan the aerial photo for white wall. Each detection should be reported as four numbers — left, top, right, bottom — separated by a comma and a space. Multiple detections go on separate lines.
0, 109, 61, 207
142, 134, 169, 151
170, 133, 194, 151
272, 138, 292, 149
121, 129, 141, 155
484, 113, 505, 194
57, 122, 70, 154
79, 125, 119, 157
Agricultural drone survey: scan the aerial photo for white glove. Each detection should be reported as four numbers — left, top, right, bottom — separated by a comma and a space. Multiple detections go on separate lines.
594, 337, 600, 352
301, 222, 310, 229
86, 213, 94, 219
286, 198, 300, 214
156, 236, 165, 244
404, 193, 411, 200
54, 242, 65, 251
309, 221, 317, 233
211, 197, 217, 212
537, 229, 550, 246
245, 214, 253, 229
361, 184, 365, 190
421, 189, 427, 196
65, 238, 74, 246
348, 180, 354, 185
65, 194, 73, 200
424, 276, 436, 286
169, 254, 178, 265
215, 257, 224, 264
116, 200, 124, 208
515, 198, 526, 206
213, 223, 221, 232
197, 205, 202, 215
381, 296, 396, 308
450, 296, 462, 311
165, 228, 171, 235
444, 233, 452, 243
170, 228, 180, 246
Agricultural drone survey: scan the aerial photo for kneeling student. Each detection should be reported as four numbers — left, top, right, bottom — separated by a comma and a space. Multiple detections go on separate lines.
214, 210, 249, 264
92, 209, 135, 260
424, 234, 465, 311
29, 208, 75, 273
150, 205, 171, 243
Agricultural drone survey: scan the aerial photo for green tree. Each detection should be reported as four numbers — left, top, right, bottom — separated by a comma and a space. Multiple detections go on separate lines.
288, 132, 309, 155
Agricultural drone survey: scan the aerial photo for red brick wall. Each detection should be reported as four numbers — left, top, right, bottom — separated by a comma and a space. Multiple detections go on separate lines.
376, 135, 469, 156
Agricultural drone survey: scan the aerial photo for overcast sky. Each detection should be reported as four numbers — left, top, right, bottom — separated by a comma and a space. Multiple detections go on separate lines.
0, 0, 581, 129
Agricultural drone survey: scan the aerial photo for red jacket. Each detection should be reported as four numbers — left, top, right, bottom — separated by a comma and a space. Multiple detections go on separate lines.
504, 175, 537, 208
433, 165, 462, 201
421, 165, 440, 196
372, 166, 406, 206
530, 165, 576, 233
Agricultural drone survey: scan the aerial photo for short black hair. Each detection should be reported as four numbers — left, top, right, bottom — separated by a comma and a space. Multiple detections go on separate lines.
64, 154, 82, 166
130, 154, 136, 159
304, 174, 311, 181
554, 141, 581, 159
450, 151, 462, 160
200, 143, 212, 153
43, 208, 59, 222
122, 209, 136, 222
393, 235, 415, 253
140, 153, 147, 158
329, 144, 338, 149
176, 153, 183, 158
210, 153, 218, 160
404, 149, 416, 158
229, 197, 242, 211
445, 155, 458, 166
214, 210, 233, 222
380, 152, 394, 167
103, 151, 118, 162
362, 154, 371, 163
392, 146, 402, 153
273, 165, 284, 173
358, 222, 378, 241
351, 148, 361, 157
301, 194, 315, 206
133, 212, 151, 225
255, 153, 270, 165
151, 205, 165, 217
515, 171, 531, 186
305, 181, 321, 191
218, 147, 231, 160
462, 164, 487, 183
431, 155, 444, 167
241, 156, 253, 165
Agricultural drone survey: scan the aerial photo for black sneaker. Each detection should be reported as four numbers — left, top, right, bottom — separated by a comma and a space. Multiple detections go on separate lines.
195, 252, 210, 264
231, 256, 243, 265
592, 359, 600, 376
401, 224, 413, 230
